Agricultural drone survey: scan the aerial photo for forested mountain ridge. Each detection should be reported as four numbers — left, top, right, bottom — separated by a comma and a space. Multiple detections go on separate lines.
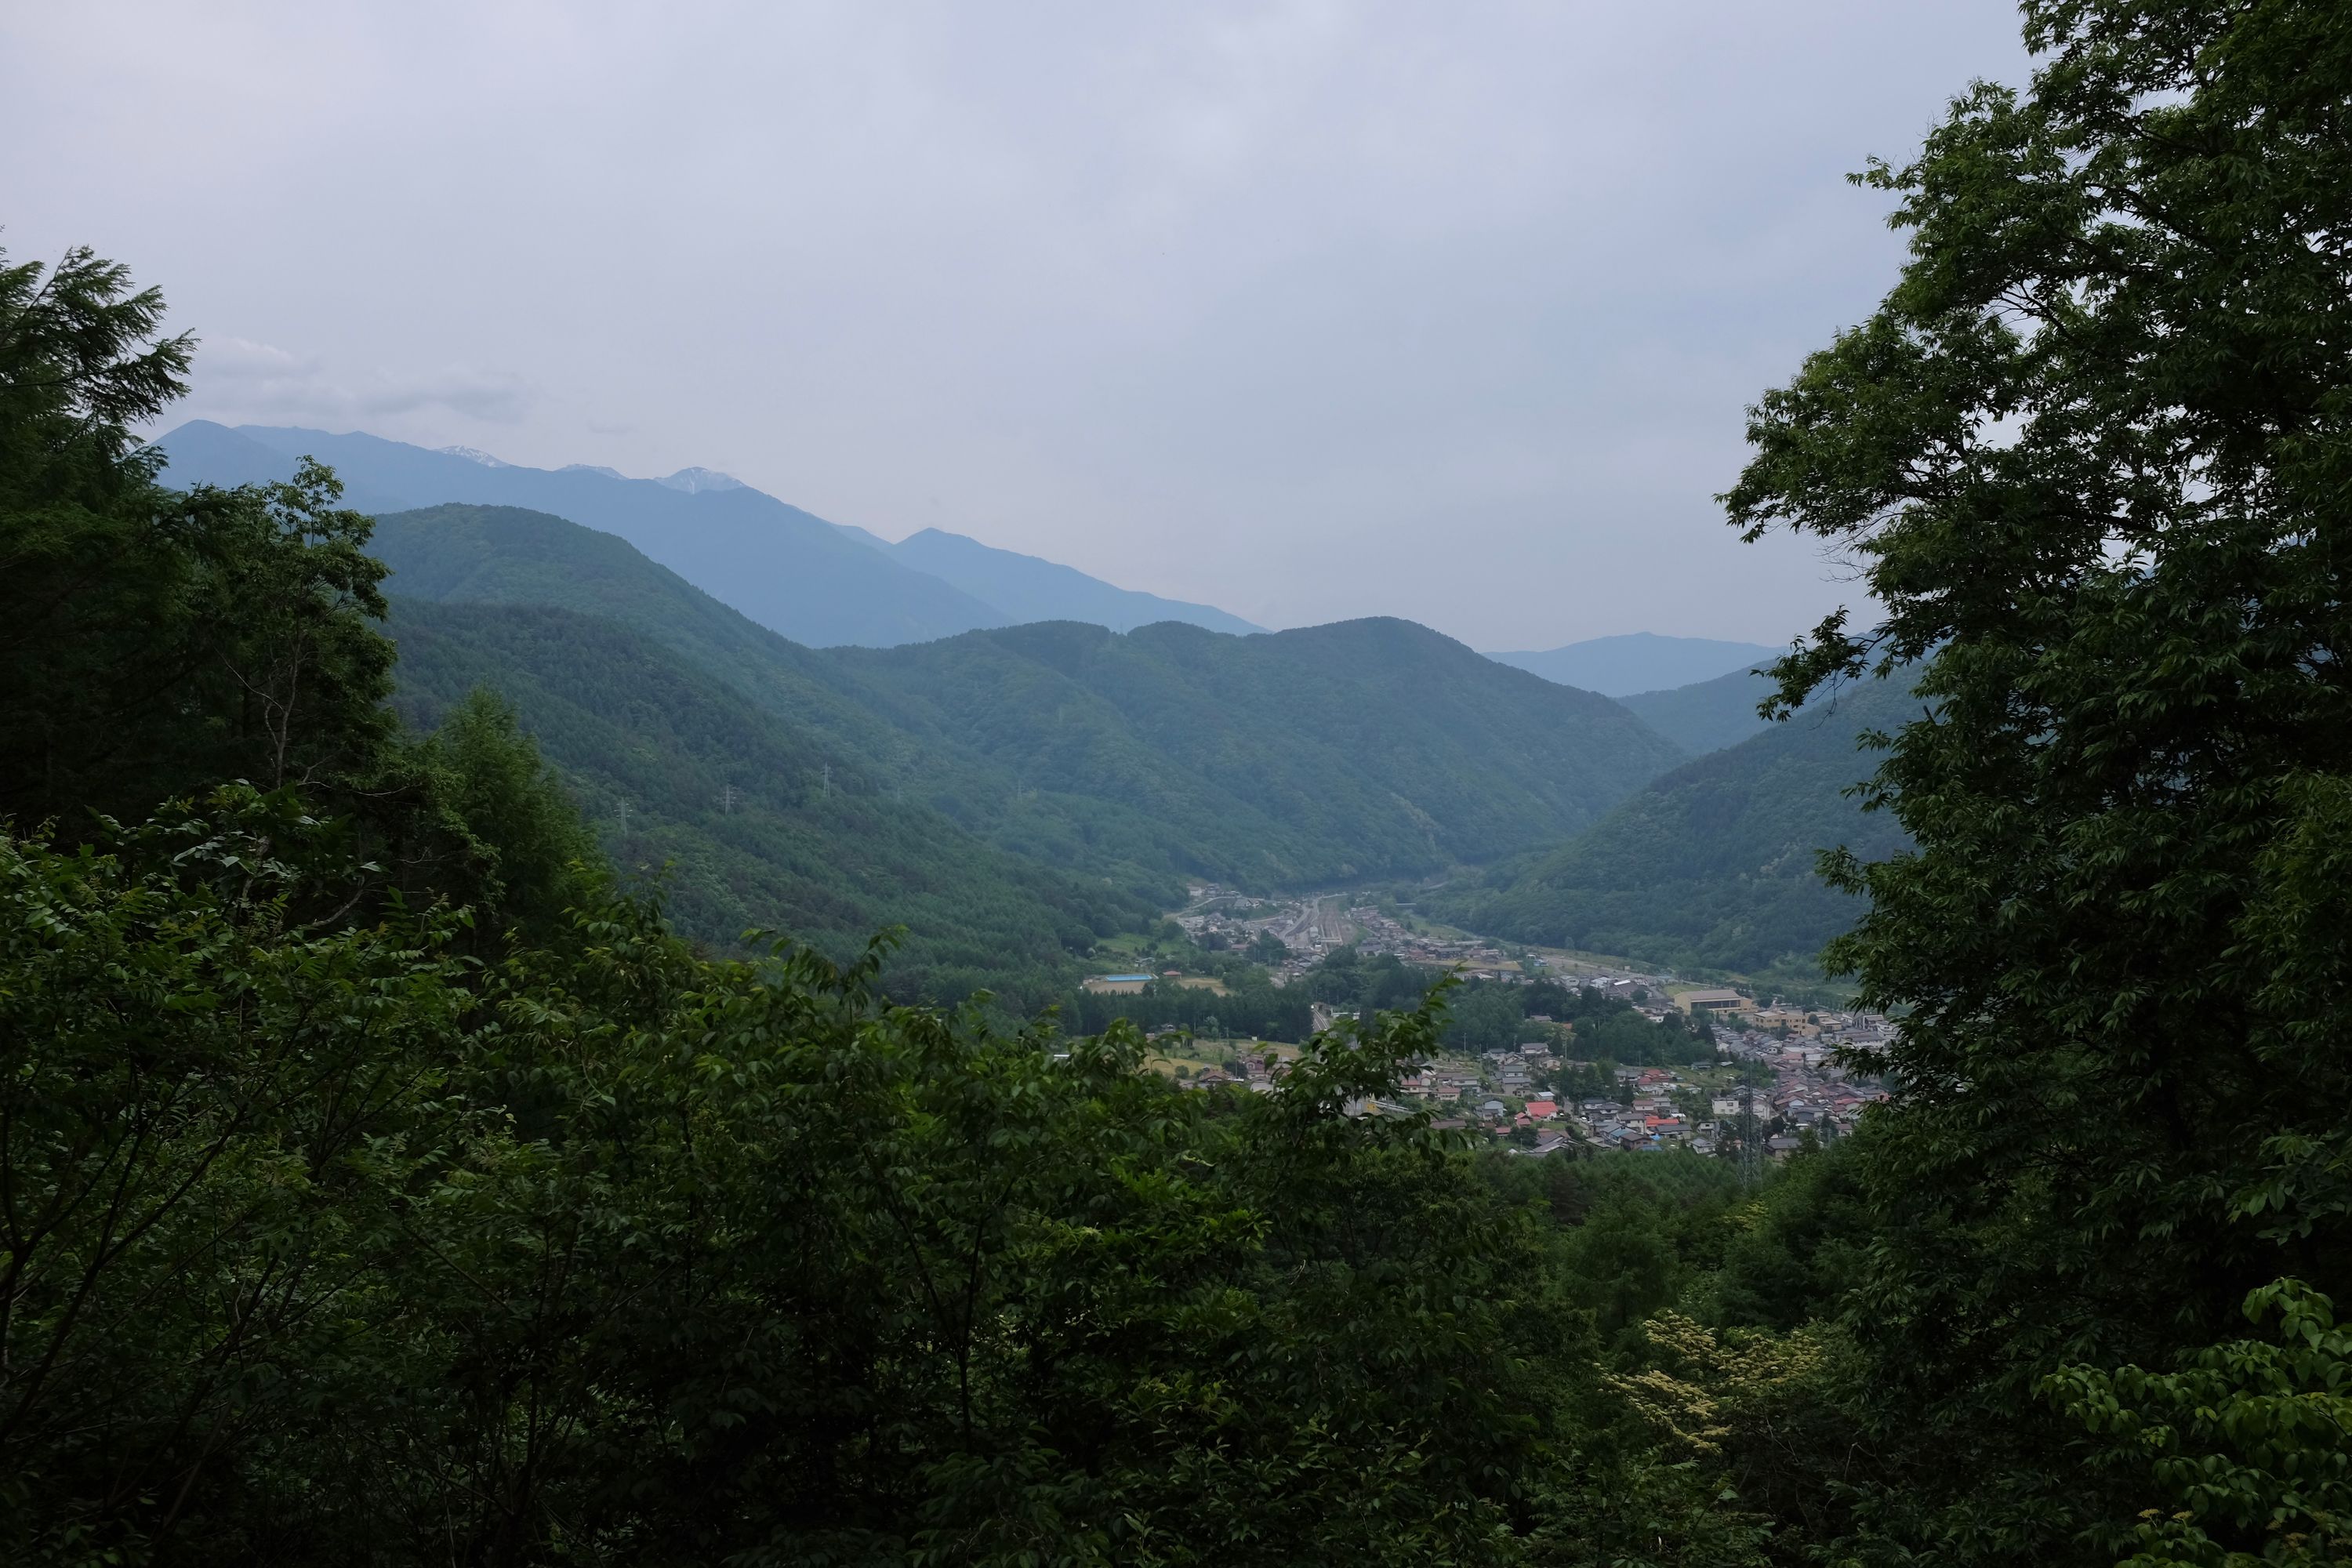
371, 503, 1689, 893
386, 597, 1152, 1007
1436, 672, 1917, 978
797, 614, 1686, 887
370, 503, 927, 767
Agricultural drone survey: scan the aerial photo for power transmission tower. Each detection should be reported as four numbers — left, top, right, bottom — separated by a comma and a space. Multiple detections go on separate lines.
1737, 1081, 1763, 1185
821, 764, 831, 799
720, 783, 736, 815
616, 800, 630, 835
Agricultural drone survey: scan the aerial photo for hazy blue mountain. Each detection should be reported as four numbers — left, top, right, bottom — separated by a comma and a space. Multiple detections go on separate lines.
1434, 673, 1919, 982
149, 420, 417, 512
657, 466, 744, 493
152, 421, 1008, 648
1490, 632, 1780, 698
829, 520, 898, 550
872, 527, 1265, 635
154, 421, 1262, 643
1617, 662, 1781, 754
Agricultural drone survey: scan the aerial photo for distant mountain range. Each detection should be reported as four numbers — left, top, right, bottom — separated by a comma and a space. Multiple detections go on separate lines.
371, 503, 1684, 906
151, 422, 1258, 648
1489, 632, 1782, 698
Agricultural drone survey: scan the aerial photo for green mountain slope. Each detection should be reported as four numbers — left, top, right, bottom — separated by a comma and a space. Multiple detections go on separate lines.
824, 617, 1688, 888
370, 505, 1688, 892
1437, 673, 1919, 978
371, 504, 928, 762
369, 505, 1254, 898
1617, 663, 1779, 754
385, 597, 1155, 1007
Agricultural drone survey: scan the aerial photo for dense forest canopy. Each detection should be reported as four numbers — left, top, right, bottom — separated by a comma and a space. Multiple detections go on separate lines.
1718, 0, 2352, 1557
5, 0, 2351, 1561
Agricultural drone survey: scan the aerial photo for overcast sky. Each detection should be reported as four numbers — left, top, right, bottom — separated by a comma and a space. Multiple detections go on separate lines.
4, 2, 2029, 648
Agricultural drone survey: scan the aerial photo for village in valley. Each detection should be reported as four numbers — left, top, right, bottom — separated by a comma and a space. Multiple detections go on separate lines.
1092, 884, 1894, 1164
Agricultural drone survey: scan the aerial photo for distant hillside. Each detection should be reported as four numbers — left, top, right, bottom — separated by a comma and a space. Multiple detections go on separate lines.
1618, 663, 1780, 754
386, 597, 1155, 1008
1436, 673, 1918, 979
155, 422, 1261, 643
368, 505, 1686, 894
155, 422, 1008, 648
1490, 632, 1780, 697
372, 504, 1248, 900
371, 503, 920, 761
825, 617, 1686, 888
880, 526, 1263, 635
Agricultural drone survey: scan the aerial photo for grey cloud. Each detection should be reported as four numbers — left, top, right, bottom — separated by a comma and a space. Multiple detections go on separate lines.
2, 1, 2031, 647
187, 337, 535, 427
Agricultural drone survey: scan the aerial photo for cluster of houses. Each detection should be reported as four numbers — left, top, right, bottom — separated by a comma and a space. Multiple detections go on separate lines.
1171, 885, 1534, 983
1339, 904, 1525, 979
1381, 1047, 1711, 1155
1161, 884, 1906, 1164
1171, 1024, 1894, 1165
1715, 1023, 1891, 1147
1305, 990, 1899, 1162
1570, 1066, 1712, 1153
1175, 1041, 1291, 1094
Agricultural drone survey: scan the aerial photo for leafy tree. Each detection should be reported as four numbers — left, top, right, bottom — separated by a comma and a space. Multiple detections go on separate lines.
2047, 1279, 2352, 1568
0, 791, 479, 1565
410, 686, 602, 941
1722, 0, 2352, 1555
1, 248, 404, 825
2, 791, 1591, 1564
1443, 980, 1526, 1052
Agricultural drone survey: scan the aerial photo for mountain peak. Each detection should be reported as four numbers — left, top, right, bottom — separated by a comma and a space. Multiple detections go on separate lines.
658, 466, 744, 494
437, 445, 513, 468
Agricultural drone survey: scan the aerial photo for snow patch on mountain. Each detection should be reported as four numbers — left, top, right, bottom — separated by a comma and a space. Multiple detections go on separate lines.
658, 466, 744, 494
437, 445, 513, 467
